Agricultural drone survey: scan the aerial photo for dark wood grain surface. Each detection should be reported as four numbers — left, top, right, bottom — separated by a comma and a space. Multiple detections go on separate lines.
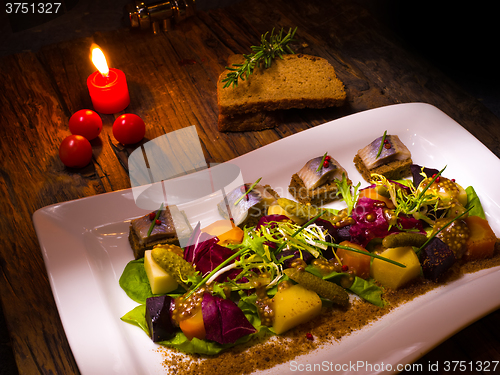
1, 0, 499, 374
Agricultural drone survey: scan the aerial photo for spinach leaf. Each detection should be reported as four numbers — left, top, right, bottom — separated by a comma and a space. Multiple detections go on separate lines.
466, 186, 485, 219
119, 259, 155, 304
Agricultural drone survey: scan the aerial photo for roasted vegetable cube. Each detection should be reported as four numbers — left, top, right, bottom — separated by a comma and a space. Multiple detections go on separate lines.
144, 250, 178, 295
336, 241, 371, 279
370, 246, 420, 289
273, 284, 322, 335
419, 237, 456, 282
463, 216, 497, 261
146, 295, 176, 342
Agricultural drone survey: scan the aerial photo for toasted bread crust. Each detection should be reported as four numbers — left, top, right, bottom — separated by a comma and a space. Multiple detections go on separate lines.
218, 111, 283, 132
288, 173, 350, 206
353, 154, 413, 182
217, 54, 346, 126
128, 227, 180, 260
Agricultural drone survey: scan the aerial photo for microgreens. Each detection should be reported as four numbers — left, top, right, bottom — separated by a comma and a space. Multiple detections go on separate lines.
335, 173, 360, 215
370, 166, 448, 224
275, 210, 325, 253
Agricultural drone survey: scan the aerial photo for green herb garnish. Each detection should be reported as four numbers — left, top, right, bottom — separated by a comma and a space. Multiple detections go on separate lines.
376, 130, 388, 158
222, 27, 297, 88
146, 202, 164, 237
315, 240, 406, 268
234, 177, 262, 206
335, 173, 360, 215
316, 152, 328, 172
417, 206, 473, 253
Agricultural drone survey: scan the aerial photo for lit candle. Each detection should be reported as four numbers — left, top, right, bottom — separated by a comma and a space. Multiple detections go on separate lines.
87, 44, 130, 114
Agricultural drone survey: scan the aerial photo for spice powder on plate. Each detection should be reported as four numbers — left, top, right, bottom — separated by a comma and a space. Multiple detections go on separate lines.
157, 248, 500, 375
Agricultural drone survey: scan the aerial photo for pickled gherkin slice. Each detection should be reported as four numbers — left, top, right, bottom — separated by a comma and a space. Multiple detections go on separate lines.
152, 246, 197, 290
284, 268, 349, 307
277, 198, 334, 221
382, 232, 428, 249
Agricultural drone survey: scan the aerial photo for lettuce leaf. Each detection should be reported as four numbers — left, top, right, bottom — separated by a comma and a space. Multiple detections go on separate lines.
306, 265, 385, 307
466, 186, 485, 219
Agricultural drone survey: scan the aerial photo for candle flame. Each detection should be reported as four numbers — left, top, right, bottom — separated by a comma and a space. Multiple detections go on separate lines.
90, 44, 109, 77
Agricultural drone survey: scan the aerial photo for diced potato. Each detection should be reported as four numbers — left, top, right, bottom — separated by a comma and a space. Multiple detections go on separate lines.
144, 250, 178, 294
272, 284, 322, 335
370, 246, 420, 289
268, 204, 307, 225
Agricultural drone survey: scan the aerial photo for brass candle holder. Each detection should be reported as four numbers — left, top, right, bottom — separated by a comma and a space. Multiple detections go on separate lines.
126, 0, 196, 34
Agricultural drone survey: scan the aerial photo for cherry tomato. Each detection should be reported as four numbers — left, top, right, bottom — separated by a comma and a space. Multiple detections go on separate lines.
112, 114, 146, 145
68, 109, 102, 140
59, 135, 93, 168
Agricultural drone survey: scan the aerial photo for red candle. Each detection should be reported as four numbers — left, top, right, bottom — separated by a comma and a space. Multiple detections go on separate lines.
87, 45, 130, 114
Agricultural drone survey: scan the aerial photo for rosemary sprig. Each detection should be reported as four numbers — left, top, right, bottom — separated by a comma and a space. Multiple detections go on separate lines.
376, 130, 388, 158
234, 177, 262, 206
222, 27, 297, 88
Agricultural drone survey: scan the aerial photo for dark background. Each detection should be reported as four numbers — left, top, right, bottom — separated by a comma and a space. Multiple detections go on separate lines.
1, 1, 498, 374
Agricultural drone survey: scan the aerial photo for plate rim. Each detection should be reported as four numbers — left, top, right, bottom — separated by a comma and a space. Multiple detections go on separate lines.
33, 102, 500, 375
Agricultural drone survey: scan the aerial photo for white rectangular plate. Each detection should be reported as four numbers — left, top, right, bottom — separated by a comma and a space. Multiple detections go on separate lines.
33, 103, 500, 375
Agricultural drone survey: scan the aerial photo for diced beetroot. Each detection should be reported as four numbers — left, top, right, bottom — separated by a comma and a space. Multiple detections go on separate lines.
256, 214, 289, 230
145, 295, 176, 342
277, 249, 314, 268
419, 237, 456, 282
314, 218, 340, 260
411, 164, 439, 187
336, 224, 353, 243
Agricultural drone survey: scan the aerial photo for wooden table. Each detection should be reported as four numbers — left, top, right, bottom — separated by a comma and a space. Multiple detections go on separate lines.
1, 0, 499, 374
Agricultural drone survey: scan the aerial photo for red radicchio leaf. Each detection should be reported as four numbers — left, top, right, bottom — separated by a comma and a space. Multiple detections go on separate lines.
184, 222, 216, 264
349, 197, 424, 246
195, 243, 242, 282
202, 293, 256, 344
201, 293, 222, 343
184, 222, 243, 282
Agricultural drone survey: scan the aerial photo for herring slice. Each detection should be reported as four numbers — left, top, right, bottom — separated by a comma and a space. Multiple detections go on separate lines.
217, 184, 277, 226
131, 208, 177, 245
297, 155, 346, 190
357, 135, 411, 170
